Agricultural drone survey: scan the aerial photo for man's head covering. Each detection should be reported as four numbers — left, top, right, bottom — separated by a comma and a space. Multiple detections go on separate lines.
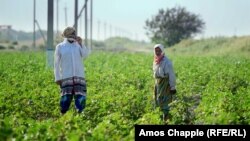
154, 44, 164, 54
62, 26, 76, 39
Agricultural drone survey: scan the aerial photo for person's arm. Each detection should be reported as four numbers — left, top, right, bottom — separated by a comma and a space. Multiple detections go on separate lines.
54, 44, 61, 84
153, 63, 157, 78
165, 61, 177, 94
80, 44, 91, 59
77, 36, 91, 59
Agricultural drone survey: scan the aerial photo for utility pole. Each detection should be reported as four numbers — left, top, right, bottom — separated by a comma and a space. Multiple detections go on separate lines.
116, 27, 119, 37
97, 20, 100, 40
110, 24, 112, 38
73, 0, 89, 46
80, 14, 82, 36
33, 0, 36, 48
64, 4, 68, 27
90, 0, 93, 49
104, 22, 106, 40
47, 0, 54, 68
85, 0, 88, 47
56, 0, 59, 35
74, 0, 78, 34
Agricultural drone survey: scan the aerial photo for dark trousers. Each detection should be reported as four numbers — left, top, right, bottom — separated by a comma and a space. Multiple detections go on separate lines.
59, 77, 87, 114
60, 94, 86, 114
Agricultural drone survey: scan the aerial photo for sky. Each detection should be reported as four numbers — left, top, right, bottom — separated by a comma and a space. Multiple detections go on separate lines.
0, 0, 250, 41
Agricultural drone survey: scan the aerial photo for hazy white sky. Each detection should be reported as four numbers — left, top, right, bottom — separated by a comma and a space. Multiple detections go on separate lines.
1, 0, 250, 41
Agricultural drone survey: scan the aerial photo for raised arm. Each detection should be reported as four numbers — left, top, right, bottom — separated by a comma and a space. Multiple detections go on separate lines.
166, 61, 176, 90
54, 44, 61, 83
76, 36, 91, 59
80, 44, 91, 59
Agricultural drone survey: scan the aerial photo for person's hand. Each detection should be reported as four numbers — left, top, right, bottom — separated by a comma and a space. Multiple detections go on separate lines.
76, 36, 82, 47
56, 80, 62, 85
170, 89, 177, 94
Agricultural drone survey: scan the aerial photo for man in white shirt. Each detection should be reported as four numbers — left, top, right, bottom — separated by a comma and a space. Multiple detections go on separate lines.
54, 26, 90, 114
153, 44, 177, 122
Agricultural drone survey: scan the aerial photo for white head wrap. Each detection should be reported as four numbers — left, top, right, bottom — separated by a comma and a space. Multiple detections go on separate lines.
154, 44, 164, 55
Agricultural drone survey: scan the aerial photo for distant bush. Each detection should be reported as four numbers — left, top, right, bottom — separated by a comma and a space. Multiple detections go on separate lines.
3, 40, 9, 43
241, 44, 250, 52
8, 45, 15, 50
12, 41, 18, 45
38, 44, 45, 50
93, 41, 105, 48
0, 45, 6, 50
20, 45, 29, 51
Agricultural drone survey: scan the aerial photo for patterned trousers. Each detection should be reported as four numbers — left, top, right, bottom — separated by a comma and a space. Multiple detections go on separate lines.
154, 77, 172, 116
60, 77, 87, 114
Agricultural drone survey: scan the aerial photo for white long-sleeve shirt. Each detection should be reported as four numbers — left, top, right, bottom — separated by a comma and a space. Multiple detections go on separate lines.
153, 56, 176, 90
54, 39, 90, 82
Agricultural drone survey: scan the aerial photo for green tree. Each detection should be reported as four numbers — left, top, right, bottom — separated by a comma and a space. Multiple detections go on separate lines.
145, 6, 205, 47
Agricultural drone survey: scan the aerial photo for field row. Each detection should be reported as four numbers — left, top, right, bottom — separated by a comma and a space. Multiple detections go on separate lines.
0, 51, 249, 140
